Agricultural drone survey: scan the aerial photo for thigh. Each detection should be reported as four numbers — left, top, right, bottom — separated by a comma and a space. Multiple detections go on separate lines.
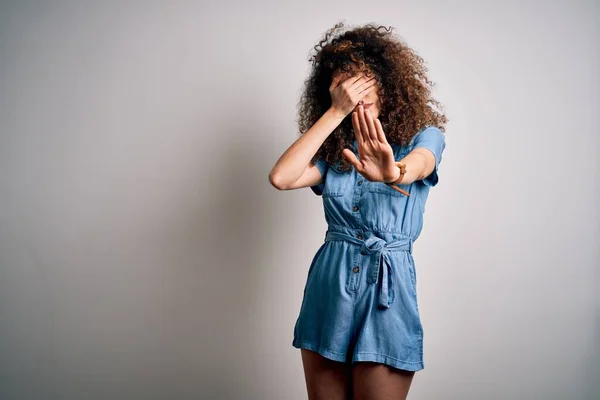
301, 349, 352, 400
352, 361, 415, 400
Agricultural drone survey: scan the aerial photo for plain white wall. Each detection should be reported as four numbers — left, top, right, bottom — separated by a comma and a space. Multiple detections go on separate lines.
0, 1, 598, 399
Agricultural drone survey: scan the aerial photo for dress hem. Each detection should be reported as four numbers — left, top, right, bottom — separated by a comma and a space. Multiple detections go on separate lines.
292, 339, 424, 372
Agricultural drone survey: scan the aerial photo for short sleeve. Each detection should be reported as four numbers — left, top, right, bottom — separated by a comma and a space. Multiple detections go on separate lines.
309, 158, 328, 196
411, 126, 446, 187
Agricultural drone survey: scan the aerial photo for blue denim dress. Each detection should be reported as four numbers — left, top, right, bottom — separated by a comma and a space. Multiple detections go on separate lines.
292, 126, 446, 372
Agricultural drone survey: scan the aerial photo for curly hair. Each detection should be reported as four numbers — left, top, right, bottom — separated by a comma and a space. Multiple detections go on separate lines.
297, 21, 448, 172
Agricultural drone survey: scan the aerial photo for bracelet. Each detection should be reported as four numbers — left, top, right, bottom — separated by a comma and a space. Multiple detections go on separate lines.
384, 163, 410, 196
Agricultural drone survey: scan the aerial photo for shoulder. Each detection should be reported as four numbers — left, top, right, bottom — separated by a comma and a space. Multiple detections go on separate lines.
410, 126, 446, 157
409, 126, 444, 146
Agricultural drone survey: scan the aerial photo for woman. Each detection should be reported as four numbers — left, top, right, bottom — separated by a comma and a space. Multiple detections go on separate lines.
269, 22, 448, 400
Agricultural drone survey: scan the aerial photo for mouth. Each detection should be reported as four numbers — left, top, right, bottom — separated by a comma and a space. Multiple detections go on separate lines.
357, 103, 374, 109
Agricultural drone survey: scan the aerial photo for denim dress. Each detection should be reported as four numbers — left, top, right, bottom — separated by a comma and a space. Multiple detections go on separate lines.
292, 126, 446, 372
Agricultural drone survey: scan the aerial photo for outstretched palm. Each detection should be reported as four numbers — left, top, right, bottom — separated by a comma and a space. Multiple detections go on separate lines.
341, 105, 399, 183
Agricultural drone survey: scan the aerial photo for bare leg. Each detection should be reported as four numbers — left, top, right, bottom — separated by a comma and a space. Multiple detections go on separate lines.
352, 361, 416, 400
301, 349, 352, 400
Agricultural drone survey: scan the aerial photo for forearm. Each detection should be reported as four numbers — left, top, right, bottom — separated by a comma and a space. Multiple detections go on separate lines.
269, 107, 345, 186
389, 150, 429, 185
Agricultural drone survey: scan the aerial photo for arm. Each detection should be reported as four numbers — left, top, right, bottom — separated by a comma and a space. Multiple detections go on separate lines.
386, 148, 435, 185
269, 107, 345, 190
389, 126, 446, 186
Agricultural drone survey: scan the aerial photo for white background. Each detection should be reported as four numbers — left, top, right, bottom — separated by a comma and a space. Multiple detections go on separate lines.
0, 1, 598, 399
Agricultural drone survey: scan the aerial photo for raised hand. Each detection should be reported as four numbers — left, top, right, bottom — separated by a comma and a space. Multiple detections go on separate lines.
329, 72, 377, 118
341, 104, 400, 183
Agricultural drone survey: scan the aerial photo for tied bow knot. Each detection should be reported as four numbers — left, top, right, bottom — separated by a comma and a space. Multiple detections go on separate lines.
324, 230, 413, 309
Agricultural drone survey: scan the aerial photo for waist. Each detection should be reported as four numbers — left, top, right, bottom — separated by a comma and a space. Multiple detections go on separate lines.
324, 227, 413, 253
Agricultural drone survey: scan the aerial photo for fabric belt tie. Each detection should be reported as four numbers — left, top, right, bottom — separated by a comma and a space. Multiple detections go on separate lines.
324, 230, 413, 309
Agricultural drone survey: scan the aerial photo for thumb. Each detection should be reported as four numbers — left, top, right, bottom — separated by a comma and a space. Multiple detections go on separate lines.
341, 149, 362, 172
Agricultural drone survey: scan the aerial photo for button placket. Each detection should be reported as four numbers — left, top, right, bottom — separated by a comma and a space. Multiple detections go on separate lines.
346, 252, 364, 293
351, 166, 365, 227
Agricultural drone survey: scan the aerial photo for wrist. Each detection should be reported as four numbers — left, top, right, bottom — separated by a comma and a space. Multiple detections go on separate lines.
385, 163, 407, 185
384, 166, 402, 184
328, 106, 347, 120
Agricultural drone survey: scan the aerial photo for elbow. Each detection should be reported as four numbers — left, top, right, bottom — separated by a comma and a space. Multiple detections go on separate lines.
269, 171, 287, 190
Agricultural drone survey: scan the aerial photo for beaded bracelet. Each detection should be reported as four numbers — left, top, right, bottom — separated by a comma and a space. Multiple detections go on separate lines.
384, 162, 410, 196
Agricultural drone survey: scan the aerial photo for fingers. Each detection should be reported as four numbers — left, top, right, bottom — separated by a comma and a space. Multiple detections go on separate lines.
357, 82, 376, 100
355, 78, 377, 96
351, 76, 376, 96
374, 117, 389, 144
340, 72, 365, 90
364, 109, 378, 141
357, 105, 375, 141
330, 72, 355, 92
351, 110, 366, 148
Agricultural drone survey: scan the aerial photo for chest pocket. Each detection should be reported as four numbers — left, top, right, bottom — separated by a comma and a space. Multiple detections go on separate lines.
322, 163, 352, 197
367, 149, 411, 197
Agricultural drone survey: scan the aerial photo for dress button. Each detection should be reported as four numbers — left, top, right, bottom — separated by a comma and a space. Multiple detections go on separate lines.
356, 233, 363, 240
353, 205, 359, 212
353, 266, 360, 273
358, 180, 363, 185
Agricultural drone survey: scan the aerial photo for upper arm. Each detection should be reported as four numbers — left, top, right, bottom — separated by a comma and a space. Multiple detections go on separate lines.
284, 158, 328, 195
410, 126, 446, 187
